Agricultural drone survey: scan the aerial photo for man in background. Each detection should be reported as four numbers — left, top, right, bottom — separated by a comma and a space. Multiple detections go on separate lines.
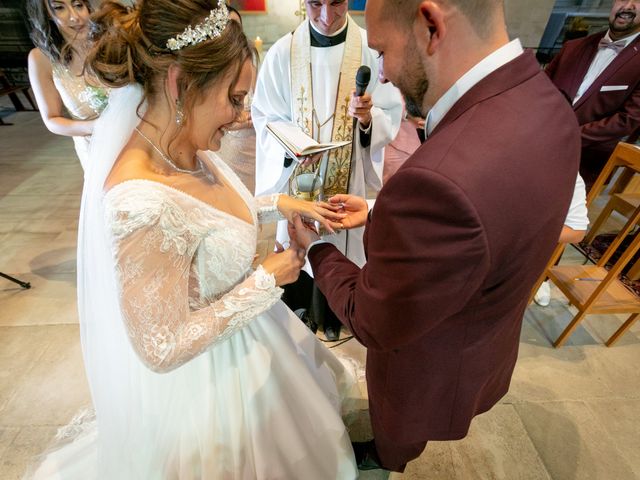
546, 0, 640, 190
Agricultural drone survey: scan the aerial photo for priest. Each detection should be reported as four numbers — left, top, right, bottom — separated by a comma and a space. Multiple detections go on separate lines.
252, 0, 402, 340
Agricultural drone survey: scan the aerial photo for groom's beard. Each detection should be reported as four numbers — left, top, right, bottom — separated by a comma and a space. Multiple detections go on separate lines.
404, 82, 428, 119
396, 37, 429, 119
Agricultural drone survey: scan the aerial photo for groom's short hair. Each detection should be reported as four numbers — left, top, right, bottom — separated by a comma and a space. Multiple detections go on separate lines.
385, 0, 504, 39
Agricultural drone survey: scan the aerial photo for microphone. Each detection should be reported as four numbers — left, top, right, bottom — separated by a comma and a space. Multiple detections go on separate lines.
355, 65, 371, 97
352, 65, 372, 150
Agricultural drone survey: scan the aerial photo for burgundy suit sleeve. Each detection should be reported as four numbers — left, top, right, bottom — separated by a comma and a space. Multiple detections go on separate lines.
580, 85, 640, 148
308, 168, 491, 351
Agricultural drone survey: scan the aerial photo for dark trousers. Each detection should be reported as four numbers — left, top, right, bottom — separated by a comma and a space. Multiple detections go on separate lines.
373, 428, 428, 473
580, 147, 611, 192
281, 271, 342, 333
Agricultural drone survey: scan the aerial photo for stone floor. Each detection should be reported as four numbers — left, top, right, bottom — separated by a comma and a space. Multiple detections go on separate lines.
1, 106, 639, 480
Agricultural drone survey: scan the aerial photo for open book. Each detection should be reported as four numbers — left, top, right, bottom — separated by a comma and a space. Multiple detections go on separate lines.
266, 121, 350, 160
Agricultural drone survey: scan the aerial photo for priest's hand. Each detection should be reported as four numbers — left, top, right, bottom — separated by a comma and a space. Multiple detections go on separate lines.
349, 90, 373, 128
277, 194, 346, 234
328, 194, 368, 229
298, 152, 323, 168
290, 214, 321, 251
407, 114, 425, 130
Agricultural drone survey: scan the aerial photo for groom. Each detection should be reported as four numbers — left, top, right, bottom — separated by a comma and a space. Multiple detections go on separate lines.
290, 0, 580, 472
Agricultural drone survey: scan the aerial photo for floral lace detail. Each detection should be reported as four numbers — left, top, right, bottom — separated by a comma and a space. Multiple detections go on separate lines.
54, 408, 96, 442
51, 63, 109, 120
104, 181, 283, 373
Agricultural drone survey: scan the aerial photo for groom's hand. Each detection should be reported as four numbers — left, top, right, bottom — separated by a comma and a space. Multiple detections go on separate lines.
289, 214, 320, 250
328, 194, 368, 229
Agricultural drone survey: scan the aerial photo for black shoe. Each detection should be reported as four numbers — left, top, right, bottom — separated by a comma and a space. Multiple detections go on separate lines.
294, 308, 318, 334
324, 324, 340, 341
352, 440, 383, 471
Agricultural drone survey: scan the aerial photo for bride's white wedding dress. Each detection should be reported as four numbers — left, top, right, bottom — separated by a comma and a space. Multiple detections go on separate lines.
30, 86, 359, 479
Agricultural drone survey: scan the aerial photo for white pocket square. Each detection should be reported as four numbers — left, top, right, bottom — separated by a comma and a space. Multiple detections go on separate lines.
600, 85, 629, 92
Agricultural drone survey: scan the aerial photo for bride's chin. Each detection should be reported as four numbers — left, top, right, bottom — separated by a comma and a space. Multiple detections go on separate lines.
208, 139, 221, 152
209, 129, 226, 151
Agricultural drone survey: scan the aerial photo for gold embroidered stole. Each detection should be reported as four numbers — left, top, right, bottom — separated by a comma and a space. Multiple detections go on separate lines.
290, 17, 362, 197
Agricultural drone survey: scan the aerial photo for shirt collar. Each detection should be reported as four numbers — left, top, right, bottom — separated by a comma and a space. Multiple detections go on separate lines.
309, 19, 349, 47
425, 39, 524, 137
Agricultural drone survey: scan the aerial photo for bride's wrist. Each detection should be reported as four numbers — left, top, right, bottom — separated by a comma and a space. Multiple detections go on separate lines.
275, 193, 287, 213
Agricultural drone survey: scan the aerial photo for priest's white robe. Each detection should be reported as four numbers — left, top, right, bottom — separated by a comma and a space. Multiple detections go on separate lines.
252, 23, 403, 268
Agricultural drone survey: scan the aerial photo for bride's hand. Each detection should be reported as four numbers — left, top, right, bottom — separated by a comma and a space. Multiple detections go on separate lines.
260, 241, 306, 286
277, 195, 346, 234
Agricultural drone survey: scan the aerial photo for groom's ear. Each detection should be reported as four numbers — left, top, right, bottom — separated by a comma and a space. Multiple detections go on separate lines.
167, 64, 182, 103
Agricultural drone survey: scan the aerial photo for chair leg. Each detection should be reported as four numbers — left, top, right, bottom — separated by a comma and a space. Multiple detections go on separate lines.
8, 92, 25, 111
584, 202, 614, 244
528, 275, 545, 305
626, 259, 640, 281
605, 313, 639, 346
554, 310, 588, 347
20, 88, 38, 111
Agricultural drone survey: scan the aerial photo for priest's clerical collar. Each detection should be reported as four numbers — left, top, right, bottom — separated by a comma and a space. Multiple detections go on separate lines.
309, 19, 348, 47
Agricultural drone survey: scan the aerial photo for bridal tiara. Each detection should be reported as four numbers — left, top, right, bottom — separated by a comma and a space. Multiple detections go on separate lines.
166, 0, 229, 51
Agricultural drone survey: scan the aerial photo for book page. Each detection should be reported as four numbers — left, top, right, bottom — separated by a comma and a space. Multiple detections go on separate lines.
266, 121, 351, 157
267, 122, 318, 155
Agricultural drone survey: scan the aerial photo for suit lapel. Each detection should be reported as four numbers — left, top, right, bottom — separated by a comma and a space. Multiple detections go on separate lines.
430, 51, 540, 138
566, 33, 603, 100
573, 34, 640, 110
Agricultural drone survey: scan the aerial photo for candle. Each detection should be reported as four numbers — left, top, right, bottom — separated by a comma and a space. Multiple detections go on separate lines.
254, 36, 263, 55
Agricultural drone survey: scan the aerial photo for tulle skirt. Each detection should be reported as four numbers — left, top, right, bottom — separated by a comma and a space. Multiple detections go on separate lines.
30, 301, 359, 479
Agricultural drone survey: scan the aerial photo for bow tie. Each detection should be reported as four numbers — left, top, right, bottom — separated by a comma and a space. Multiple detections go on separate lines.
598, 38, 627, 54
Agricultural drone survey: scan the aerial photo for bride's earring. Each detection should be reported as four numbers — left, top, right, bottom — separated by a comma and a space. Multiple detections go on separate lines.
175, 99, 184, 126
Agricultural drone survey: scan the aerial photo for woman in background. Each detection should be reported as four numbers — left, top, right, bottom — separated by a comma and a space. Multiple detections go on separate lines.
27, 0, 109, 171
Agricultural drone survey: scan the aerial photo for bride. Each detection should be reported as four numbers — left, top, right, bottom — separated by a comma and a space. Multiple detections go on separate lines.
32, 0, 360, 478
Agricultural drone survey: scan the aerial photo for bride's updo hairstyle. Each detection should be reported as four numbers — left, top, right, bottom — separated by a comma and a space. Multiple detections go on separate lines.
87, 0, 252, 129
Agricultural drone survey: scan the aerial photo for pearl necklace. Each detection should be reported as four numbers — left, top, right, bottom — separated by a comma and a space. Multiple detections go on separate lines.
134, 127, 202, 174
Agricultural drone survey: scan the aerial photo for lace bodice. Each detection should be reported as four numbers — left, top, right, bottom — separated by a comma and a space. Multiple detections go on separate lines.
52, 63, 109, 120
103, 159, 284, 373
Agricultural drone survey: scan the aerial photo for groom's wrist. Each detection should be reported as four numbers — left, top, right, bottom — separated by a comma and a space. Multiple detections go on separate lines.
306, 239, 327, 256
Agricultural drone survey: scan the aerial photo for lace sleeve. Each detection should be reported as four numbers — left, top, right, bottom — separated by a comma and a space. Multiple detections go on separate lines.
105, 187, 283, 373
255, 193, 285, 224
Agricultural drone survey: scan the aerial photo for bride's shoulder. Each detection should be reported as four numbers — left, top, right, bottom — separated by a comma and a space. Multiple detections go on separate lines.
103, 153, 180, 227
103, 144, 166, 193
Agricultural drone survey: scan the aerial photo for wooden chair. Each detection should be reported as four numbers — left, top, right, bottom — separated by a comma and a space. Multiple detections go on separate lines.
0, 68, 37, 125
544, 142, 640, 347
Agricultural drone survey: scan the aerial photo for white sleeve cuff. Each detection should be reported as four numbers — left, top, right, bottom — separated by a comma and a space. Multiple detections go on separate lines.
306, 239, 328, 256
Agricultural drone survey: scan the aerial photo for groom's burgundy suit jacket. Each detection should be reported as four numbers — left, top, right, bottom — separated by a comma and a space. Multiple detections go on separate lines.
308, 52, 580, 444
546, 32, 640, 186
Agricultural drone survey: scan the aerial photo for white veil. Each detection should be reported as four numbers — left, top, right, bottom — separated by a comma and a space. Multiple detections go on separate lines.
76, 84, 147, 477
28, 85, 148, 479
